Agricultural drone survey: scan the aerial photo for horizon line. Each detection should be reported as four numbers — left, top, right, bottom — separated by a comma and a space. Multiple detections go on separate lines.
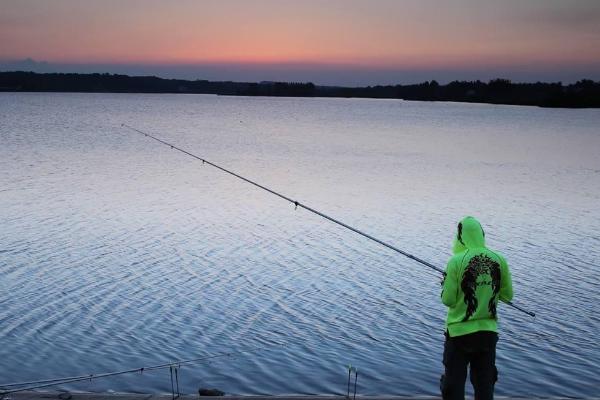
3, 70, 598, 87
2, 58, 599, 86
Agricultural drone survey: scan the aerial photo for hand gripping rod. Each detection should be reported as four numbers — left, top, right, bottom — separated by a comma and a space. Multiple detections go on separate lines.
121, 124, 535, 318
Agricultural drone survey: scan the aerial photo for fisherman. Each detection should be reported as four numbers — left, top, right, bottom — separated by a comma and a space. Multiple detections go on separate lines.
440, 216, 513, 400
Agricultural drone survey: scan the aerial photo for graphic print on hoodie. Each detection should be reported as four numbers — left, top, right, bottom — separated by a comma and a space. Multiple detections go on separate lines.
461, 254, 501, 321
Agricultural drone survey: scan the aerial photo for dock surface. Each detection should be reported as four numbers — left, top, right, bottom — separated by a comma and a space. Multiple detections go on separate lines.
3, 393, 595, 400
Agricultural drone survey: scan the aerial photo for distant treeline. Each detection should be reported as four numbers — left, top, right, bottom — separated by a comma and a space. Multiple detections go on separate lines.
1, 71, 599, 108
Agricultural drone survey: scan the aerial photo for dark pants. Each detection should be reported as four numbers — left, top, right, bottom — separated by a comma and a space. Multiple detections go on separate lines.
440, 331, 498, 400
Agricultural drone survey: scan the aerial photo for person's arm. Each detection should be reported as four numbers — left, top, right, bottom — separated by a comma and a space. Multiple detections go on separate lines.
499, 256, 513, 303
441, 257, 458, 307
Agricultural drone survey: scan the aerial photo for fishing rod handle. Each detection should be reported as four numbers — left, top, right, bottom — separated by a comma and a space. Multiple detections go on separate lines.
505, 300, 535, 317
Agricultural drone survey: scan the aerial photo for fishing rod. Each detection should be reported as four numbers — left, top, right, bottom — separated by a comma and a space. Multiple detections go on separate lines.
121, 124, 535, 318
0, 344, 277, 394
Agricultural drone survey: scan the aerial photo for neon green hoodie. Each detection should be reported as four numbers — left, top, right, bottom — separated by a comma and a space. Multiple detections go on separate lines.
441, 216, 513, 337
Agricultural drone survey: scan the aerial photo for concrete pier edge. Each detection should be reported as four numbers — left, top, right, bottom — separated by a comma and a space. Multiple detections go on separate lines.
2, 392, 596, 400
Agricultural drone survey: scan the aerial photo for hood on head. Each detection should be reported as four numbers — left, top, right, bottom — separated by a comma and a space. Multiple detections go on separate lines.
452, 216, 485, 254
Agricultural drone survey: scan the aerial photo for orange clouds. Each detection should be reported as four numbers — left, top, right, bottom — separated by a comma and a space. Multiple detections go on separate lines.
1, 0, 599, 70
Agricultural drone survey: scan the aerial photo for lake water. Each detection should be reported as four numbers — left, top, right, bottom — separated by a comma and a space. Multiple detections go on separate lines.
1, 93, 599, 397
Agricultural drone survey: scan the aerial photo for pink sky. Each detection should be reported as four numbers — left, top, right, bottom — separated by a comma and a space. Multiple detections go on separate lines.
1, 0, 599, 84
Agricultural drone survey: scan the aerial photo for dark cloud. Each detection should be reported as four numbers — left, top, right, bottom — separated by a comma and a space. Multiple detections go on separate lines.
523, 0, 600, 29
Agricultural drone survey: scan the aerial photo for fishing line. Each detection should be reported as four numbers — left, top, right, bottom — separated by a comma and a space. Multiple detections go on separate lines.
120, 124, 535, 318
0, 345, 279, 394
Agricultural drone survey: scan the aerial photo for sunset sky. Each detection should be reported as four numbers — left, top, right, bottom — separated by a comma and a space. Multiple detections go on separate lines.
1, 0, 599, 85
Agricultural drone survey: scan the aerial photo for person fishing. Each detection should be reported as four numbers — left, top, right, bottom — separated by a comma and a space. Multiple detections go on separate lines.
440, 216, 513, 400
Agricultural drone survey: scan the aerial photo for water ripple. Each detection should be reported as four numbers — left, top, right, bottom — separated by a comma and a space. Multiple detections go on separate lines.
1, 93, 599, 397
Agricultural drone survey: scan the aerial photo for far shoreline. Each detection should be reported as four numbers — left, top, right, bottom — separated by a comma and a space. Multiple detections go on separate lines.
4, 90, 600, 111
1, 71, 598, 109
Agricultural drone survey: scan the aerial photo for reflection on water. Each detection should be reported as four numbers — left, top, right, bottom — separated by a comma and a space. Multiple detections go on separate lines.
0, 93, 599, 396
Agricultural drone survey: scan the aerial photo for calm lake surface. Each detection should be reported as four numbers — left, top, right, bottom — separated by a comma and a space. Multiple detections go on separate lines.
1, 93, 599, 397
